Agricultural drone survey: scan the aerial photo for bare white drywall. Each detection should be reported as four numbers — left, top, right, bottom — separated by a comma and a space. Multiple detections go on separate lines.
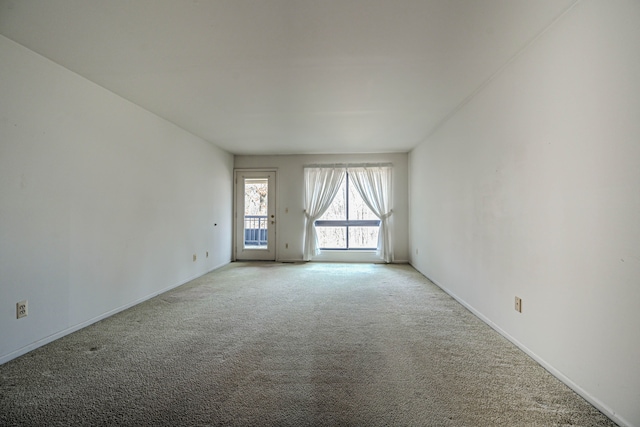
409, 2, 640, 426
0, 36, 233, 364
234, 153, 409, 263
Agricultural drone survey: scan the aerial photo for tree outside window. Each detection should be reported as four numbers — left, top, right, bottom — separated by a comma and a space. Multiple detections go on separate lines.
315, 173, 380, 249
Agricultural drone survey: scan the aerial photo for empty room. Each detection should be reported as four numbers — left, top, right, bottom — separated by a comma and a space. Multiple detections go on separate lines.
1, 1, 638, 426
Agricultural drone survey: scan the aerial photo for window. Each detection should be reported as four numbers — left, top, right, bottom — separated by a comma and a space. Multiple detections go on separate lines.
303, 164, 393, 262
243, 178, 268, 248
315, 173, 380, 250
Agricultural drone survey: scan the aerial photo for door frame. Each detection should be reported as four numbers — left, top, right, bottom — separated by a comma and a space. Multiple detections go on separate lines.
233, 169, 278, 261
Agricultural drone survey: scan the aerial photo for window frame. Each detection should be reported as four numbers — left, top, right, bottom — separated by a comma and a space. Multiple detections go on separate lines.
314, 172, 381, 250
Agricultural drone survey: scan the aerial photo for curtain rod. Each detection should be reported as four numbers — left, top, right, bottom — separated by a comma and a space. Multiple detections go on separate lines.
303, 162, 393, 169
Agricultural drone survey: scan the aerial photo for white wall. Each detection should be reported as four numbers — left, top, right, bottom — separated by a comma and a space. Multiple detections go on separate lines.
0, 36, 234, 364
409, 2, 640, 426
235, 153, 409, 263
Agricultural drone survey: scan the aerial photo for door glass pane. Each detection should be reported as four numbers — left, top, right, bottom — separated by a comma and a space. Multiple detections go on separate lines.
316, 227, 346, 249
244, 178, 268, 249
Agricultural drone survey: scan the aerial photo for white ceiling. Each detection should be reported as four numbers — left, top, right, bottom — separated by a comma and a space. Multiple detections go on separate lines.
0, 0, 576, 155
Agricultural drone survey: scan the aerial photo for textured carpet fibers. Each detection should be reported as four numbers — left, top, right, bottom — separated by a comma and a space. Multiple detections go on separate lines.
0, 262, 615, 426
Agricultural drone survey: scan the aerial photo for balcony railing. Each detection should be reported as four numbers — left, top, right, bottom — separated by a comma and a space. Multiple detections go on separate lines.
244, 215, 268, 247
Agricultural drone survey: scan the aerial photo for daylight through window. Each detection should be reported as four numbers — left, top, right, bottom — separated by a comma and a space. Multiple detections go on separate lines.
315, 173, 380, 250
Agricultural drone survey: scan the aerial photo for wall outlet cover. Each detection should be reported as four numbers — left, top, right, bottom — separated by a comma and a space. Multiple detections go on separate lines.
16, 300, 28, 319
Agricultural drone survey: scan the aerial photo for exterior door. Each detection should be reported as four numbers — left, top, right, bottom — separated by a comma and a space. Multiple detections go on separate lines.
235, 170, 276, 260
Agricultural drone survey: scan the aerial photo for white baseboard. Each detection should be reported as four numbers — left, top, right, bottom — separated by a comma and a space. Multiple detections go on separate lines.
272, 258, 409, 264
0, 261, 231, 365
411, 264, 630, 427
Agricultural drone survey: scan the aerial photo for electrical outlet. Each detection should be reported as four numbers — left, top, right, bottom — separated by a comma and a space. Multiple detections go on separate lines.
515, 296, 522, 313
16, 300, 28, 319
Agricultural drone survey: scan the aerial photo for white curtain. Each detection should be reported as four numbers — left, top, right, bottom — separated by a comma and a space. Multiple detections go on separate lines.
303, 167, 346, 261
348, 166, 394, 263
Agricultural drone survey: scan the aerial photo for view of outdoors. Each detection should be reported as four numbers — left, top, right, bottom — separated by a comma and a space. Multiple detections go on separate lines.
243, 175, 379, 250
244, 179, 268, 248
316, 175, 380, 249
244, 179, 268, 216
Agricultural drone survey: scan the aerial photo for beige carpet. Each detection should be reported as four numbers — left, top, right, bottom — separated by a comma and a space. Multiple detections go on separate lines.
0, 262, 615, 426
